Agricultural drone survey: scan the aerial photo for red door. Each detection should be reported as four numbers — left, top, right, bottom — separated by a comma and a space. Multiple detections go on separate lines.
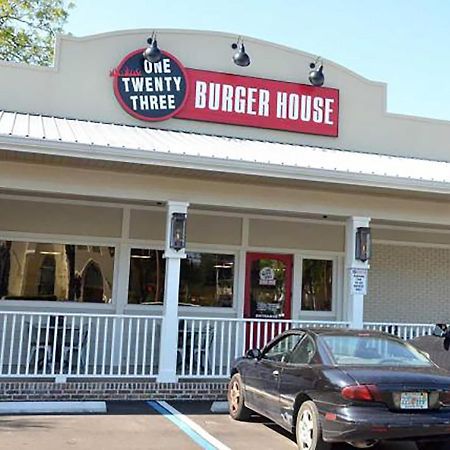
244, 252, 293, 350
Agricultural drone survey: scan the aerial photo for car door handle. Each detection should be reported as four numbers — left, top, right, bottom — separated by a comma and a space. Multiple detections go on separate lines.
272, 370, 280, 378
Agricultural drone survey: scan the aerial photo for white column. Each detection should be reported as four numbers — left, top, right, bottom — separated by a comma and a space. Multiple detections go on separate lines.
345, 216, 370, 329
114, 207, 131, 315
157, 201, 188, 383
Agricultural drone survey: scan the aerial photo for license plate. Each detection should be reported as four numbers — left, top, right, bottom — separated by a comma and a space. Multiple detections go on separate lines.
400, 392, 428, 409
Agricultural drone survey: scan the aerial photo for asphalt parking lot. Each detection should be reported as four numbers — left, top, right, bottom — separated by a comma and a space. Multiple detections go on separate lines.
0, 401, 418, 450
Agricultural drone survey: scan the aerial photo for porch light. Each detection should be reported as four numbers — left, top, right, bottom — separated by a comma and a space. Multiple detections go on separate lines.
231, 37, 251, 67
143, 32, 162, 63
308, 58, 325, 87
355, 227, 371, 262
170, 212, 187, 251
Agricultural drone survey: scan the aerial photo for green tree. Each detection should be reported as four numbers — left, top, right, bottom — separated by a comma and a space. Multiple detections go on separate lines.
0, 0, 73, 66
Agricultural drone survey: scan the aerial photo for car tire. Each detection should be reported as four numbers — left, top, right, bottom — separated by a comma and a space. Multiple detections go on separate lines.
228, 373, 251, 421
416, 440, 450, 450
296, 401, 331, 450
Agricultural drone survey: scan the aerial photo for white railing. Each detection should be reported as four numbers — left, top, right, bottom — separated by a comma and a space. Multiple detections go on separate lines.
363, 322, 435, 340
177, 317, 350, 379
4, 312, 435, 381
0, 311, 162, 378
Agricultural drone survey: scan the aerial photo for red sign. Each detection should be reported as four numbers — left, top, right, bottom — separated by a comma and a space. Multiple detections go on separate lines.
112, 50, 339, 137
178, 69, 339, 137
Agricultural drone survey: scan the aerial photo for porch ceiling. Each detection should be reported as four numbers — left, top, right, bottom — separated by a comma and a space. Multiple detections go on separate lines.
0, 110, 450, 196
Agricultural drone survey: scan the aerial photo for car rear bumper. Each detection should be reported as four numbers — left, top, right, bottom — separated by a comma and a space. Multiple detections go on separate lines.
321, 405, 450, 443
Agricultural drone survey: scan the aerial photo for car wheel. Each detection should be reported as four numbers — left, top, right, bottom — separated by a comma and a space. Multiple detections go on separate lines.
416, 440, 450, 450
296, 401, 331, 450
228, 373, 251, 421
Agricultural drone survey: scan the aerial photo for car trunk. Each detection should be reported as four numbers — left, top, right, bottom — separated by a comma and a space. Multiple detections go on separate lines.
341, 366, 450, 411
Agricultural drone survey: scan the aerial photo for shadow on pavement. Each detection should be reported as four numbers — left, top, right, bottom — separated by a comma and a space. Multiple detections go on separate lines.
0, 417, 53, 430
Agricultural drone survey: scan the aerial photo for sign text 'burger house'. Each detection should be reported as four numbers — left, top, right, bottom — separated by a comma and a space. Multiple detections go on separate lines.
112, 49, 339, 137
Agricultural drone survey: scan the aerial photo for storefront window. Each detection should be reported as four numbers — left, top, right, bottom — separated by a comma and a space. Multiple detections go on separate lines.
180, 253, 234, 307
127, 250, 234, 307
301, 259, 333, 312
128, 249, 165, 305
0, 240, 115, 303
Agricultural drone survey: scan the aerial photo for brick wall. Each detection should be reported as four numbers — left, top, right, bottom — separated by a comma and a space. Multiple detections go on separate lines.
0, 381, 228, 402
365, 243, 450, 323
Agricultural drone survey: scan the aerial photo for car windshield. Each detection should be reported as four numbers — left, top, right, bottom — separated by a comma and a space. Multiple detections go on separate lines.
321, 334, 433, 367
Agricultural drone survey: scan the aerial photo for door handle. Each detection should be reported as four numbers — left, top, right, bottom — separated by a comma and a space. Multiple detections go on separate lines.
272, 370, 280, 378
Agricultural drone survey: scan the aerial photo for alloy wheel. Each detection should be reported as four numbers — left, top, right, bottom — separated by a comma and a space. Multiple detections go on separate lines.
229, 380, 240, 413
298, 409, 314, 450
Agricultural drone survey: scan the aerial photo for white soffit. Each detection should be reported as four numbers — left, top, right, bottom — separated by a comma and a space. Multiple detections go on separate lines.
0, 110, 449, 192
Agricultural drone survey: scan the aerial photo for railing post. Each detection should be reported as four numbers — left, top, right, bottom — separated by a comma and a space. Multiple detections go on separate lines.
157, 201, 188, 383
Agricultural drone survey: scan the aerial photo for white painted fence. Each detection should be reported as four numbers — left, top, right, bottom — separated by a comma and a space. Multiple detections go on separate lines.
176, 317, 351, 378
363, 322, 435, 340
0, 311, 438, 381
0, 311, 162, 378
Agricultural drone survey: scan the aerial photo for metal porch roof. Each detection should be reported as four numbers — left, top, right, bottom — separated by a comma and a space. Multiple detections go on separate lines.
0, 110, 449, 193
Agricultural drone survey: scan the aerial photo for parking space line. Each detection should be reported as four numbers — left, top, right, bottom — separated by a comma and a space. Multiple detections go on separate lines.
147, 401, 231, 450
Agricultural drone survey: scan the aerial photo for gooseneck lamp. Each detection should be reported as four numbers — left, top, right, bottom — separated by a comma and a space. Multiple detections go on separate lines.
143, 33, 163, 63
231, 37, 251, 67
308, 58, 325, 87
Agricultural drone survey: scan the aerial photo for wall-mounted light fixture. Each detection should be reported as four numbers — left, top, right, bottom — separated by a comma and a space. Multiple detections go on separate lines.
355, 227, 371, 262
143, 32, 162, 63
170, 212, 187, 251
308, 57, 325, 87
231, 37, 251, 67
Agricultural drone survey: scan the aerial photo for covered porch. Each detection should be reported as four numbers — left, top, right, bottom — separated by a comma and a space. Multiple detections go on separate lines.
0, 111, 449, 384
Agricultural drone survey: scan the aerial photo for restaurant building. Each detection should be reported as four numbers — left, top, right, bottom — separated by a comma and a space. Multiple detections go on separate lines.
0, 29, 449, 400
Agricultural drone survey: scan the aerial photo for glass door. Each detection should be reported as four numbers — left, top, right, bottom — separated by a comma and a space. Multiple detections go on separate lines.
244, 252, 293, 320
244, 253, 293, 350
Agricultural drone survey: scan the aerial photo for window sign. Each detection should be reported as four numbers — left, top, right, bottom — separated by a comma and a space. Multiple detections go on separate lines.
259, 267, 276, 286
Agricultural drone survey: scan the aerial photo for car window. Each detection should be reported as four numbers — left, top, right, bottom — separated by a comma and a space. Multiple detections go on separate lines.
288, 336, 316, 364
263, 333, 304, 362
322, 335, 433, 366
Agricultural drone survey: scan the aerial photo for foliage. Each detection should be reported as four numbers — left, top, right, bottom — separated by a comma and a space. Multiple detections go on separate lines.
0, 0, 74, 65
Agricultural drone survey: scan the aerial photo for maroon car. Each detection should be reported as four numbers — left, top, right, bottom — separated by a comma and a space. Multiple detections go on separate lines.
228, 328, 450, 450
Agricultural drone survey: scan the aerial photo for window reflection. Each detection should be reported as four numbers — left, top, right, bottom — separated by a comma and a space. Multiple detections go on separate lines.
180, 253, 234, 307
127, 249, 234, 307
128, 249, 165, 305
0, 241, 115, 303
301, 259, 333, 312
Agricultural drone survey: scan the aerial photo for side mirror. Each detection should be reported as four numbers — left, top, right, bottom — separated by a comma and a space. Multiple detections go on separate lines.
246, 348, 262, 360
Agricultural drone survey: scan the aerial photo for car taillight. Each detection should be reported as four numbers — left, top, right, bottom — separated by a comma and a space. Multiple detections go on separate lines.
341, 385, 381, 402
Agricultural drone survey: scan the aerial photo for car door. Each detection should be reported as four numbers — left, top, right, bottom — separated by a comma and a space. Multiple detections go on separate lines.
249, 332, 304, 422
278, 334, 319, 429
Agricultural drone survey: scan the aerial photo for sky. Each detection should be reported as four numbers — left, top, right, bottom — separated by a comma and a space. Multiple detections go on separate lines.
66, 0, 450, 121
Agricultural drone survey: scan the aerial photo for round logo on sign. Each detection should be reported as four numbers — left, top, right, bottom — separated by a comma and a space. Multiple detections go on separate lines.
259, 267, 276, 286
112, 49, 188, 121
